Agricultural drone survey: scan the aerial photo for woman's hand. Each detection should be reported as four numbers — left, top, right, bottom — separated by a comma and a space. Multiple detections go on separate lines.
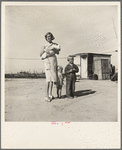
46, 53, 50, 58
40, 50, 45, 57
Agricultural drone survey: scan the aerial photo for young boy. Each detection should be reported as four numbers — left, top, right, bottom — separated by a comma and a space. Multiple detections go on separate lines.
57, 66, 64, 98
64, 56, 79, 99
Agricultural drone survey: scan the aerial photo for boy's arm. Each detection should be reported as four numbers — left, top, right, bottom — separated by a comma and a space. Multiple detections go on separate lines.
65, 65, 72, 74
59, 74, 63, 85
73, 65, 79, 73
76, 65, 79, 73
64, 66, 68, 74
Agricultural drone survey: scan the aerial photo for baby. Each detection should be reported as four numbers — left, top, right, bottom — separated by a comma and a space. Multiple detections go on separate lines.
57, 66, 64, 98
41, 43, 60, 70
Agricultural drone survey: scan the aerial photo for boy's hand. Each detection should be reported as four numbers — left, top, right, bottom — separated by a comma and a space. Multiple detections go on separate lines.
69, 69, 73, 73
72, 68, 76, 72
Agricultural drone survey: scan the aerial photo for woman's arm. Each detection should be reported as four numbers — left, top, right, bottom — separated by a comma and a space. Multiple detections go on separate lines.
53, 44, 61, 55
52, 48, 60, 55
41, 43, 60, 58
47, 43, 61, 55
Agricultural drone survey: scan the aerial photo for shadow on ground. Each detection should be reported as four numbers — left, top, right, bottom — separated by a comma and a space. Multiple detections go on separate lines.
53, 89, 96, 100
75, 89, 96, 97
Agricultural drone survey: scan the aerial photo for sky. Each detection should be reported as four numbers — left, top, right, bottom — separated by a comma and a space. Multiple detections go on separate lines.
4, 2, 119, 73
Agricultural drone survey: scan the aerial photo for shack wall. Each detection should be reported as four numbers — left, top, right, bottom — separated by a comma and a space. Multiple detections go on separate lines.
93, 55, 111, 79
73, 53, 111, 80
74, 55, 81, 76
88, 54, 93, 77
81, 56, 88, 78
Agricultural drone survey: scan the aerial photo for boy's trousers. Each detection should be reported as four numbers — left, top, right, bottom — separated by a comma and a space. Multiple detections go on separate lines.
66, 73, 76, 97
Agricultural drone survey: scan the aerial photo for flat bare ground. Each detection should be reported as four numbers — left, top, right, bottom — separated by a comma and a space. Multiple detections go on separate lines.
5, 78, 118, 122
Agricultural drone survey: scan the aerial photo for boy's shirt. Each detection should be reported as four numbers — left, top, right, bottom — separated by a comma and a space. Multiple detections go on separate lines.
65, 63, 79, 80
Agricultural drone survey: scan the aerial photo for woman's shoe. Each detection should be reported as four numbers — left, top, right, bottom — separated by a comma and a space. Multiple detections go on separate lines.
49, 95, 54, 99
45, 96, 51, 102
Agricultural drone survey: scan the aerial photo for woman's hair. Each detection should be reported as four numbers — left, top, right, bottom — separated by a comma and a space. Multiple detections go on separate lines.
45, 32, 55, 41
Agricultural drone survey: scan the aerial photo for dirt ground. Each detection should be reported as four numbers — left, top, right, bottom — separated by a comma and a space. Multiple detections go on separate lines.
5, 78, 118, 122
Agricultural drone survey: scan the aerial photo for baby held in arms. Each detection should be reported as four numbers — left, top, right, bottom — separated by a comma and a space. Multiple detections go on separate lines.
41, 43, 60, 70
41, 43, 60, 59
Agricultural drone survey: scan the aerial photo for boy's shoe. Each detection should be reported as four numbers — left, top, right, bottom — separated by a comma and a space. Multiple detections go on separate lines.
67, 96, 74, 99
71, 94, 77, 98
57, 96, 62, 99
59, 96, 62, 99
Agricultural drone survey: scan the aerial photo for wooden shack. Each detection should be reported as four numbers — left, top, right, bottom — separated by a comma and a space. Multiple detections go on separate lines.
71, 53, 111, 80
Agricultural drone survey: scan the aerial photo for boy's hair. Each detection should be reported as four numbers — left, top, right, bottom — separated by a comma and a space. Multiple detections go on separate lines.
67, 56, 74, 61
57, 65, 63, 71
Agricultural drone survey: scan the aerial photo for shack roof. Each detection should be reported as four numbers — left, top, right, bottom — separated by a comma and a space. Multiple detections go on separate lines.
70, 53, 111, 57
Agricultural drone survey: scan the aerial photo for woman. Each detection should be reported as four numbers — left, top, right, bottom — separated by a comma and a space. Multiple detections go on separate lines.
40, 32, 61, 102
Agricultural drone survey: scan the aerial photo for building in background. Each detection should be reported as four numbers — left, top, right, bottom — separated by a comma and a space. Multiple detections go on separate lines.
70, 53, 111, 80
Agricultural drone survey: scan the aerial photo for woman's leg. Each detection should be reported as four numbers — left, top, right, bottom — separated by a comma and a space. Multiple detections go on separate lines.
50, 81, 53, 96
45, 82, 50, 97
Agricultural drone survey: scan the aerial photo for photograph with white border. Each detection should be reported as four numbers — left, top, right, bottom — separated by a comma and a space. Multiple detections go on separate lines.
1, 1, 121, 149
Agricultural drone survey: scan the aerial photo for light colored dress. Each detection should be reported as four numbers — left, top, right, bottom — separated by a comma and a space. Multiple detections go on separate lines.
41, 42, 60, 82
57, 72, 63, 89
